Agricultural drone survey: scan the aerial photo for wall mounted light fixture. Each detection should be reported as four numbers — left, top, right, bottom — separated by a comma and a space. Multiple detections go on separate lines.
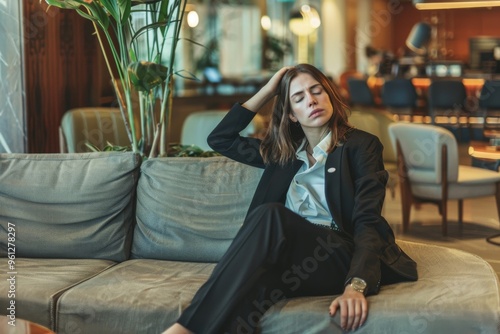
289, 5, 320, 36
413, 0, 500, 10
406, 22, 432, 55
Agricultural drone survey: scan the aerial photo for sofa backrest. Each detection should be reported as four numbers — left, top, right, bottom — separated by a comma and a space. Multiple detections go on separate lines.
0, 152, 141, 261
132, 156, 263, 262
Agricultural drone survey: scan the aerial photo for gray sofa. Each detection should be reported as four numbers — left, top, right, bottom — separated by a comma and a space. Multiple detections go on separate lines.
0, 152, 499, 334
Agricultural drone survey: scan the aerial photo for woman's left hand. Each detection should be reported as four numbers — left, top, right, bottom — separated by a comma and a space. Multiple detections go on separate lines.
329, 285, 368, 331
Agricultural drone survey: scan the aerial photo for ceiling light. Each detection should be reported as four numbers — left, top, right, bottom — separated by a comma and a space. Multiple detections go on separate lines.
413, 0, 500, 10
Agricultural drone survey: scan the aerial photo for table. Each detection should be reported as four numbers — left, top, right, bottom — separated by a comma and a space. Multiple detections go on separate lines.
468, 141, 500, 161
0, 316, 55, 334
468, 141, 500, 246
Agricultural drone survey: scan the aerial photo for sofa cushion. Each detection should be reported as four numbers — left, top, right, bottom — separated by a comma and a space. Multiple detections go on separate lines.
260, 240, 500, 333
55, 240, 500, 334
132, 156, 263, 262
0, 152, 141, 261
55, 259, 215, 334
0, 258, 116, 331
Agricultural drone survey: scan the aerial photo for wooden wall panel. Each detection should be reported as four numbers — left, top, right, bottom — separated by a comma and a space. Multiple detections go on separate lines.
24, 0, 103, 153
391, 4, 500, 64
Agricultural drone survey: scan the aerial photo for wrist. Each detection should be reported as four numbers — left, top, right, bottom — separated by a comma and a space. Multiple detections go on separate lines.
345, 277, 368, 295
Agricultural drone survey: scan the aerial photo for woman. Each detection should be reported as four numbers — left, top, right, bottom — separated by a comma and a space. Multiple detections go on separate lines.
163, 64, 417, 334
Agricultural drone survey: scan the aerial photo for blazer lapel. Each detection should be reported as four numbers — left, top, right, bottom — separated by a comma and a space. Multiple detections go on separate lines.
325, 146, 344, 230
248, 159, 303, 213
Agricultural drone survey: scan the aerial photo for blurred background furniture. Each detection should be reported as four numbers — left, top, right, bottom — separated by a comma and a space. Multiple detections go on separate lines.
349, 109, 397, 197
59, 107, 129, 153
346, 77, 376, 108
389, 122, 500, 236
180, 110, 263, 151
381, 78, 418, 121
479, 79, 500, 140
427, 80, 467, 139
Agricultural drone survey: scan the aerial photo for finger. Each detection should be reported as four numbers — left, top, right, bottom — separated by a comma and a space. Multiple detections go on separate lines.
344, 299, 355, 330
329, 299, 339, 316
360, 298, 369, 326
352, 301, 362, 330
339, 300, 348, 329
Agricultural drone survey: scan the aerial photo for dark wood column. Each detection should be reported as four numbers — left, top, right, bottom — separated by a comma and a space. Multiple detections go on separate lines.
24, 0, 107, 153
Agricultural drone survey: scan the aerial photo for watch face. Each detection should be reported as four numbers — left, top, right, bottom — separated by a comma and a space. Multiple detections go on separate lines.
351, 278, 367, 292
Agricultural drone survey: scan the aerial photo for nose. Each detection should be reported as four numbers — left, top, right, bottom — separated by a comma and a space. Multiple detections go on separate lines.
306, 92, 317, 106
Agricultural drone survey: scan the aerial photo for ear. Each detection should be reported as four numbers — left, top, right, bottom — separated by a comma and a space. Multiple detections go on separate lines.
288, 113, 298, 123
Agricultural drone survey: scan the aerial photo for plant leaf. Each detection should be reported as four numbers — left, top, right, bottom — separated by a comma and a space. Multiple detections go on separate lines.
99, 0, 120, 23
117, 0, 132, 24
158, 0, 171, 35
175, 69, 199, 81
128, 61, 168, 91
130, 21, 171, 43
44, 0, 82, 10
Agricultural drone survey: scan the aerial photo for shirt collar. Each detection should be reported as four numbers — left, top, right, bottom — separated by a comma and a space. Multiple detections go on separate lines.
296, 132, 331, 160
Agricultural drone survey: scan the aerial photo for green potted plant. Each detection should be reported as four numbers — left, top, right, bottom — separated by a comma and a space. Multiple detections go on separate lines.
44, 0, 196, 158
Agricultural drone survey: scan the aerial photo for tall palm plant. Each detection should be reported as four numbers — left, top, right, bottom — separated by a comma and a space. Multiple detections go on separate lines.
44, 0, 191, 157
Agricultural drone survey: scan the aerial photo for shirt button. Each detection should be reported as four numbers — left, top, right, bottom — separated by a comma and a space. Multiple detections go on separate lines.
327, 167, 336, 173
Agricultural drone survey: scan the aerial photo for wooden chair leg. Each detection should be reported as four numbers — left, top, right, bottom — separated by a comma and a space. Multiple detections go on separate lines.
495, 183, 500, 224
441, 144, 449, 237
401, 187, 412, 233
441, 200, 448, 236
458, 199, 464, 236
396, 140, 413, 233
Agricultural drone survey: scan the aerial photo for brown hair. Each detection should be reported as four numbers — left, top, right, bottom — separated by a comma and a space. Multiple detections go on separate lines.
260, 63, 352, 165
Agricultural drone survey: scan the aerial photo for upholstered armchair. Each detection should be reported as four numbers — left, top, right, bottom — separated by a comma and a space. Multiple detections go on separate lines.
388, 122, 500, 236
180, 110, 262, 151
59, 107, 130, 153
349, 109, 397, 197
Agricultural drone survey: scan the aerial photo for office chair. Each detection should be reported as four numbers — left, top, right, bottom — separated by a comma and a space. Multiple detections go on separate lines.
428, 80, 467, 122
388, 122, 500, 236
346, 77, 375, 108
381, 78, 418, 120
479, 80, 500, 139
427, 79, 468, 141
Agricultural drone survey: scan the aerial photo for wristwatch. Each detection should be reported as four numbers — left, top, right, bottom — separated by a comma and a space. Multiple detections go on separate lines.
349, 277, 367, 295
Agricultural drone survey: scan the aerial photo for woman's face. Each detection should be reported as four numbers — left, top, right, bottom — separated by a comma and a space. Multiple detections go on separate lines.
288, 73, 333, 132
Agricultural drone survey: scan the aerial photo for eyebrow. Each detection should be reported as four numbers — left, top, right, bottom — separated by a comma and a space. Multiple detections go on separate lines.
290, 83, 322, 98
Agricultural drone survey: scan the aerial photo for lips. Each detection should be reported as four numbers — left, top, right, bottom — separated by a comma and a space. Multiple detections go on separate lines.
309, 109, 323, 118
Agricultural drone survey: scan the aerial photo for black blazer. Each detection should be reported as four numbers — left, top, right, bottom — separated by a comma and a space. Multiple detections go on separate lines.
208, 103, 417, 295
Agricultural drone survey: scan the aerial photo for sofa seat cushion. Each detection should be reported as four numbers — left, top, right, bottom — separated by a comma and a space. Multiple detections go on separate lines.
260, 240, 500, 333
0, 152, 141, 261
132, 156, 263, 262
55, 259, 216, 334
57, 241, 500, 334
0, 258, 116, 331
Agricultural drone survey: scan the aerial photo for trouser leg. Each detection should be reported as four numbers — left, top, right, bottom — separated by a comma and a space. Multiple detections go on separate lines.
177, 203, 353, 334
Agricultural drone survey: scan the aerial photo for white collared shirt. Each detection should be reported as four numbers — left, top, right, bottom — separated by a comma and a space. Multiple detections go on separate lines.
285, 132, 336, 228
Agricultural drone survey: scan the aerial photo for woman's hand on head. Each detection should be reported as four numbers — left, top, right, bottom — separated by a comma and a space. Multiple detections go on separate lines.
329, 285, 368, 331
262, 66, 293, 97
243, 66, 293, 112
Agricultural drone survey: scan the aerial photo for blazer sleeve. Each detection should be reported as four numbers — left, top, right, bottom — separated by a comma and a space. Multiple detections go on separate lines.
343, 132, 393, 295
207, 103, 266, 168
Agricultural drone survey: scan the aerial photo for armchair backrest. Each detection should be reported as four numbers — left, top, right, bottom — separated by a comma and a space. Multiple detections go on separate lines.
388, 122, 459, 183
349, 109, 396, 164
60, 107, 130, 153
180, 110, 256, 151
479, 80, 500, 109
428, 80, 466, 110
381, 78, 418, 108
346, 77, 374, 106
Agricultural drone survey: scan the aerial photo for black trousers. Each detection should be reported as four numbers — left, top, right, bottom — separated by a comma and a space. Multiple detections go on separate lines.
177, 203, 354, 334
